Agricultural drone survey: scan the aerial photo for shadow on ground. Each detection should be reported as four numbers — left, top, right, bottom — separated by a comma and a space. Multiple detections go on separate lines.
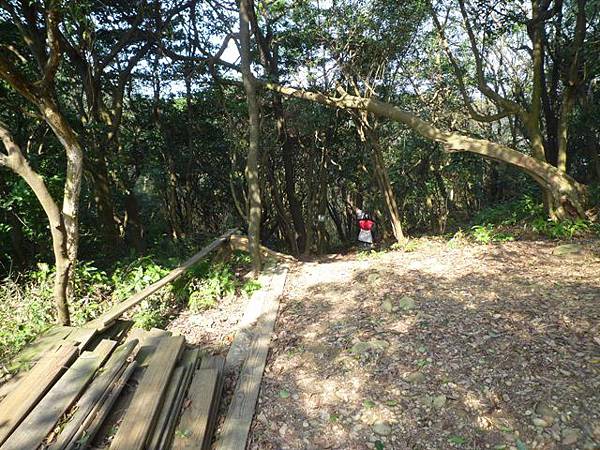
247, 240, 600, 450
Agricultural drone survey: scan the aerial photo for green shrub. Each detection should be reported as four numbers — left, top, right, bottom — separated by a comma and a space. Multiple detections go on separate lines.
531, 217, 594, 239
241, 278, 262, 296
188, 262, 236, 312
390, 240, 419, 252
470, 224, 515, 244
472, 194, 599, 240
447, 229, 468, 248
473, 195, 543, 226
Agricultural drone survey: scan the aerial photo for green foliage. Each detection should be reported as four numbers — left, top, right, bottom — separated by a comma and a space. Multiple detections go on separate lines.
471, 195, 599, 241
108, 256, 173, 329
187, 262, 236, 313
390, 240, 419, 252
447, 230, 468, 249
470, 224, 515, 244
448, 435, 467, 445
111, 257, 171, 302
241, 278, 262, 296
0, 262, 111, 364
473, 195, 543, 227
0, 276, 54, 365
531, 217, 597, 239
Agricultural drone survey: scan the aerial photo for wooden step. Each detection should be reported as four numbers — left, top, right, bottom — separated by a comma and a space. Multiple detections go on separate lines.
109, 335, 185, 450
172, 355, 225, 450
0, 343, 79, 445
1, 339, 117, 450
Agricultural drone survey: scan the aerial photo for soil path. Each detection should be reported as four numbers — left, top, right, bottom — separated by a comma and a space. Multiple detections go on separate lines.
248, 240, 600, 450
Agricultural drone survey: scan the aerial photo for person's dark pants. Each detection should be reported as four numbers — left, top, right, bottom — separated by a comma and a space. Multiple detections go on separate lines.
359, 241, 372, 250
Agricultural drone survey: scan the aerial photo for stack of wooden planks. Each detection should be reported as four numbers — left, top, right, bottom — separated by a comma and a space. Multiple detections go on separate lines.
0, 325, 225, 450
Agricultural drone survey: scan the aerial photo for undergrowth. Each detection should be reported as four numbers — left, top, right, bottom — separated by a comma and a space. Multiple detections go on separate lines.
463, 194, 600, 244
0, 249, 258, 366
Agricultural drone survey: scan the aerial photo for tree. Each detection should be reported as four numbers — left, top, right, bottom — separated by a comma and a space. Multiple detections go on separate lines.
0, 0, 86, 324
426, 0, 593, 219
239, 0, 262, 273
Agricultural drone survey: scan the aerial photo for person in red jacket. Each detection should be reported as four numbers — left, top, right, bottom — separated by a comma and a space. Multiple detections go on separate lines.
355, 207, 375, 250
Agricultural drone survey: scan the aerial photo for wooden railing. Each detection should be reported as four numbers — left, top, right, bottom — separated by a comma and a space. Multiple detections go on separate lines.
87, 229, 238, 332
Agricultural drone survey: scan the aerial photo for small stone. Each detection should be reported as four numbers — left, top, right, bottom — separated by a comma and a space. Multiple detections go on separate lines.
351, 341, 372, 354
382, 298, 394, 313
432, 395, 447, 409
303, 421, 309, 428
373, 421, 392, 436
406, 371, 426, 383
279, 423, 288, 436
533, 418, 549, 428
369, 339, 389, 351
552, 244, 583, 256
535, 403, 556, 418
398, 296, 416, 310
562, 428, 580, 446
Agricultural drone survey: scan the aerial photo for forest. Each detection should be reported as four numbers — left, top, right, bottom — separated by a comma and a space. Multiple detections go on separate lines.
0, 0, 599, 448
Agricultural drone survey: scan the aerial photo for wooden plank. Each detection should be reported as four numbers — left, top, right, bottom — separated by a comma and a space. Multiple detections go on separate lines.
147, 365, 185, 449
0, 343, 79, 445
224, 271, 275, 373
131, 328, 170, 368
172, 355, 225, 450
7, 325, 75, 372
48, 340, 138, 450
148, 347, 199, 450
69, 361, 137, 450
155, 348, 200, 450
216, 267, 288, 450
200, 355, 226, 449
1, 339, 117, 450
86, 320, 133, 351
109, 335, 185, 450
66, 327, 97, 350
89, 229, 237, 331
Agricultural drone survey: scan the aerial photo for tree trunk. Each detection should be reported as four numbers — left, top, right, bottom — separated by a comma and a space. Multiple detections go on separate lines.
39, 98, 83, 301
267, 161, 299, 256
355, 117, 405, 243
0, 124, 71, 324
124, 190, 145, 253
372, 141, 405, 242
90, 151, 121, 245
239, 0, 262, 274
277, 113, 307, 253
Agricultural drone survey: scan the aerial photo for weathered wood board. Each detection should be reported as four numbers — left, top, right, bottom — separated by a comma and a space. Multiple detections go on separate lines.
216, 267, 288, 450
0, 343, 78, 445
1, 339, 116, 450
172, 355, 225, 450
109, 335, 185, 450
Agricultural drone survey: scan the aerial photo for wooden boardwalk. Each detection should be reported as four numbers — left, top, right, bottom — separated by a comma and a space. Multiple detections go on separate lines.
0, 323, 226, 450
0, 232, 291, 450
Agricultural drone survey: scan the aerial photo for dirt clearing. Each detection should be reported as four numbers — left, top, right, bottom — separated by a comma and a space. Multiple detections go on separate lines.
248, 240, 600, 450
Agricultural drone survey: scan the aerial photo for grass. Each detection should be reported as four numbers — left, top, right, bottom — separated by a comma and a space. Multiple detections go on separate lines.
0, 249, 256, 369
